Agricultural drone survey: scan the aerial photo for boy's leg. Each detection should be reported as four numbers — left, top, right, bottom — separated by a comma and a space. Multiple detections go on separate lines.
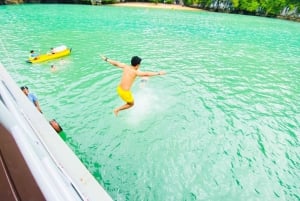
114, 102, 134, 116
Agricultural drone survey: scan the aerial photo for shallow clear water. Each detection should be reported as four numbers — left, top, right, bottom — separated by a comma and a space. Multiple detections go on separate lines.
0, 4, 299, 201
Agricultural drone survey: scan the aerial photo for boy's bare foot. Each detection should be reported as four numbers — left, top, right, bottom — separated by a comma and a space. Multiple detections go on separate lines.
113, 109, 119, 116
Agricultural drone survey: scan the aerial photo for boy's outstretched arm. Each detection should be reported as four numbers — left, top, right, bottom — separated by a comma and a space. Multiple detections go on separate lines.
100, 55, 127, 68
137, 70, 166, 77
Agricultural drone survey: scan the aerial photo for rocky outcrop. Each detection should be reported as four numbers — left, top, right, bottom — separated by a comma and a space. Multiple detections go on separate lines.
278, 7, 300, 22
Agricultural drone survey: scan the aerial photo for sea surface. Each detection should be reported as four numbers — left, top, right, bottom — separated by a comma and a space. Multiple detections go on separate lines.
0, 4, 299, 201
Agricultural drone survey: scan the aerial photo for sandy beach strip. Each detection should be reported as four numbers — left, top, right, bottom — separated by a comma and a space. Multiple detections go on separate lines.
111, 2, 201, 11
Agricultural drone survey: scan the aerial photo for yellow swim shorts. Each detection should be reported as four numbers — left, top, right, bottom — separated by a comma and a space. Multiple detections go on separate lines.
117, 86, 134, 103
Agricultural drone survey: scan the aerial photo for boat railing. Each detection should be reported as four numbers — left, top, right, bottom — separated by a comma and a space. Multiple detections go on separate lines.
0, 63, 113, 201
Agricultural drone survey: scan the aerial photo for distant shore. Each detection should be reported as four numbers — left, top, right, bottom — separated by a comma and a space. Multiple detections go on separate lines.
111, 2, 201, 11
109, 2, 299, 22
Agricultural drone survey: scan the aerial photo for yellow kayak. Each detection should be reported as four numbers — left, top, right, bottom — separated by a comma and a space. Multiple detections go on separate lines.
27, 48, 72, 64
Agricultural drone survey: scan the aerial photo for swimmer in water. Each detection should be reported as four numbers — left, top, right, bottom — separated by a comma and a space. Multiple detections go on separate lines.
50, 64, 57, 72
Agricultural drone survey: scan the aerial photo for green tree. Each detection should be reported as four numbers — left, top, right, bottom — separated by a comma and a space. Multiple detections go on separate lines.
260, 0, 287, 15
239, 0, 260, 12
231, 0, 239, 8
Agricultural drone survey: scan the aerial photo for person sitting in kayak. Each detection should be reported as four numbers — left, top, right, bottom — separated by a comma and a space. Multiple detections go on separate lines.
29, 50, 39, 60
47, 48, 55, 55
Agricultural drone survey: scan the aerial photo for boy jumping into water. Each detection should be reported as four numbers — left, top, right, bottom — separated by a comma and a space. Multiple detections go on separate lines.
101, 55, 166, 116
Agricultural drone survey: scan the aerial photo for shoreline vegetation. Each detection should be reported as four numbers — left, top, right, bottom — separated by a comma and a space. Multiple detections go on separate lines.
0, 0, 299, 22
111, 2, 299, 22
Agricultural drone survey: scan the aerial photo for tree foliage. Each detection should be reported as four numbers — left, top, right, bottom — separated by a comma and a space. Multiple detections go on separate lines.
239, 0, 259, 12
185, 0, 300, 18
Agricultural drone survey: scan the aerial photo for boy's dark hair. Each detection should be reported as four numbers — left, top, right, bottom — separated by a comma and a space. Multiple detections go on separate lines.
20, 86, 28, 90
131, 56, 142, 67
30, 50, 34, 53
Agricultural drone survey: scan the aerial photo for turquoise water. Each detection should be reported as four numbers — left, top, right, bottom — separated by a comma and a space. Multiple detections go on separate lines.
1, 4, 300, 201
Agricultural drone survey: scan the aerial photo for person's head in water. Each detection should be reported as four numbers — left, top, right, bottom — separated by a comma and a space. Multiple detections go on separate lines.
131, 56, 142, 67
49, 119, 63, 133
